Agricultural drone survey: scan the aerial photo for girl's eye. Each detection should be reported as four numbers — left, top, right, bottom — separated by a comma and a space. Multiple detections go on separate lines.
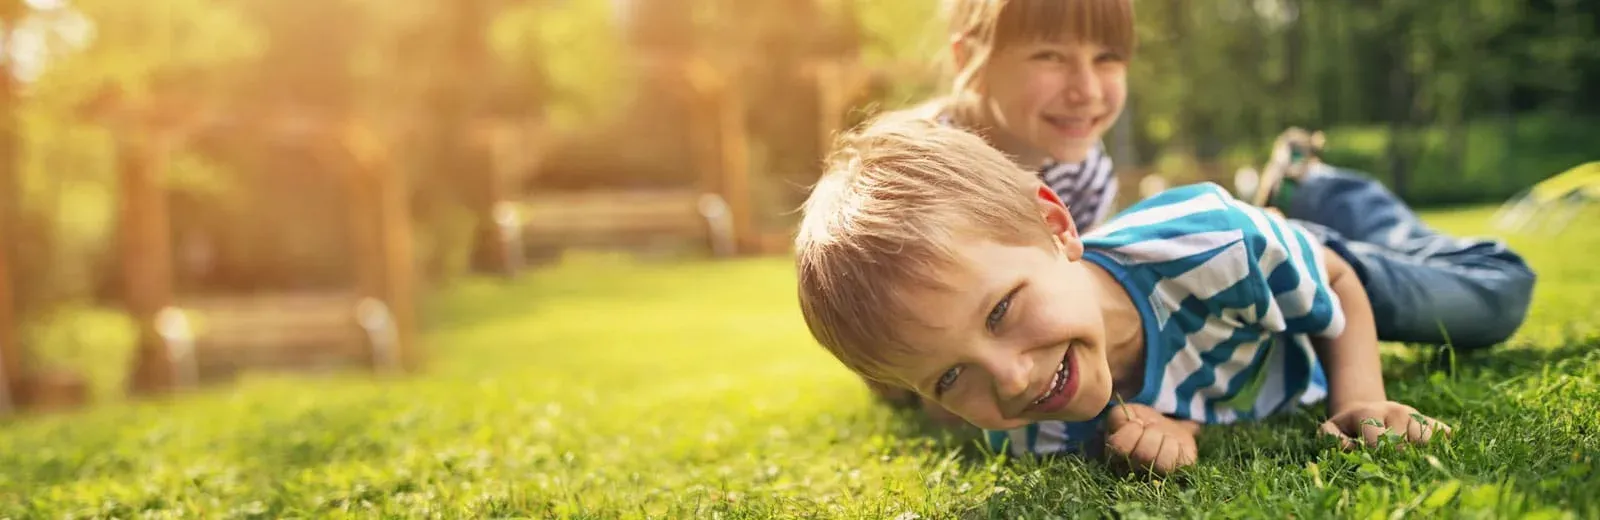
987, 290, 1015, 332
936, 366, 963, 395
1095, 51, 1125, 63
1030, 50, 1067, 63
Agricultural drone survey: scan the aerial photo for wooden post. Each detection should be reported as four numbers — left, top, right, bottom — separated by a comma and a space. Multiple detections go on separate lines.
121, 132, 179, 395
715, 75, 756, 256
683, 57, 721, 197
681, 56, 756, 256
469, 120, 522, 277
0, 187, 17, 414
1, 0, 90, 412
0, 0, 23, 414
342, 122, 420, 372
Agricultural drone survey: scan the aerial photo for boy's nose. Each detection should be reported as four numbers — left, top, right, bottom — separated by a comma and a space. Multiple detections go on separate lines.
989, 355, 1034, 404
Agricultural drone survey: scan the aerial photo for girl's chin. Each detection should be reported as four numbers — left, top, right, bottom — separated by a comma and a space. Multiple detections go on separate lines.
1044, 143, 1097, 164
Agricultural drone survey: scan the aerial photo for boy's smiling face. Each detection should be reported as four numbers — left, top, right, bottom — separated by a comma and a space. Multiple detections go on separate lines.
880, 191, 1133, 431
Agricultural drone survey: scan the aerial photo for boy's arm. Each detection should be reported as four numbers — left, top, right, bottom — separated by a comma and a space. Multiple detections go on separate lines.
1311, 246, 1387, 412
1312, 245, 1453, 447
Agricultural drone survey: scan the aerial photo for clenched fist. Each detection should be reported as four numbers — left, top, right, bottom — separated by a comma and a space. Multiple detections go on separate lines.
1103, 403, 1200, 476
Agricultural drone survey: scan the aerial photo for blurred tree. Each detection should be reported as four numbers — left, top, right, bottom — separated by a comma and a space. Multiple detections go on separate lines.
0, 0, 1591, 313
1, 0, 28, 394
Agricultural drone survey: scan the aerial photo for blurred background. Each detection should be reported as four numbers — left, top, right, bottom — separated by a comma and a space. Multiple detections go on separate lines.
0, 0, 1596, 412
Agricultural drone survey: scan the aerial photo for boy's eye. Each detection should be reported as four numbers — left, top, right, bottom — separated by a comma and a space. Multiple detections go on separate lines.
987, 289, 1017, 332
935, 366, 963, 395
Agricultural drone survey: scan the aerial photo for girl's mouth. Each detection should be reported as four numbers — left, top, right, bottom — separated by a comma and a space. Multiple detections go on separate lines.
1042, 115, 1099, 139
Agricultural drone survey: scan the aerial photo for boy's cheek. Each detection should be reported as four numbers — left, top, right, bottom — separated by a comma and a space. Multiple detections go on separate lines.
921, 399, 971, 428
957, 407, 1034, 431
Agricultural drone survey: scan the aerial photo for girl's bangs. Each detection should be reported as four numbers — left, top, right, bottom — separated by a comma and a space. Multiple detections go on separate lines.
993, 0, 1135, 56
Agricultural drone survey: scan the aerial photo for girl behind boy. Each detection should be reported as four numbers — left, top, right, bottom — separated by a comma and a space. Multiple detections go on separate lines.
909, 0, 1132, 232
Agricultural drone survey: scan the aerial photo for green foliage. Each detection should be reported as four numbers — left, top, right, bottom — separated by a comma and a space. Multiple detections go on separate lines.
491, 0, 628, 132
4, 0, 267, 317
5, 207, 1600, 517
1112, 0, 1598, 203
7, 0, 1592, 313
55, 0, 266, 101
1312, 114, 1598, 206
832, 0, 939, 66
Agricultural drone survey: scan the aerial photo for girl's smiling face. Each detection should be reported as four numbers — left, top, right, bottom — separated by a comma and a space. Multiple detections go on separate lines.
980, 40, 1128, 165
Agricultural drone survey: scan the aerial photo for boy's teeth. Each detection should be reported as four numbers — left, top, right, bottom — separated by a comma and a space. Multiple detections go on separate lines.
1033, 356, 1073, 406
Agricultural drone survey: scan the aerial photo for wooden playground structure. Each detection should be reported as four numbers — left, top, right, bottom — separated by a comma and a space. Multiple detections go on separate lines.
95, 99, 421, 396
472, 52, 878, 275
3, 0, 892, 414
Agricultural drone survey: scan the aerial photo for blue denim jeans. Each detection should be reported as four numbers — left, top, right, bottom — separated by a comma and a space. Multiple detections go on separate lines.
1285, 165, 1536, 350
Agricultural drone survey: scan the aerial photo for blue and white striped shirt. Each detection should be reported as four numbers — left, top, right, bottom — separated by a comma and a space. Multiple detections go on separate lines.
1039, 142, 1118, 231
987, 182, 1347, 457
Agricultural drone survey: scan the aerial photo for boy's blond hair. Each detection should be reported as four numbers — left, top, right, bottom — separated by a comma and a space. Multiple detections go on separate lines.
794, 113, 1055, 386
929, 0, 1137, 133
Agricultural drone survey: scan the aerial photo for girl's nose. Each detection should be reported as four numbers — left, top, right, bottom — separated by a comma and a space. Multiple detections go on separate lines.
1061, 57, 1103, 104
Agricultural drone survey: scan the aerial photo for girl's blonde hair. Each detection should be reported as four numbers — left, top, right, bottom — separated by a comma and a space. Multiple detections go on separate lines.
922, 0, 1136, 134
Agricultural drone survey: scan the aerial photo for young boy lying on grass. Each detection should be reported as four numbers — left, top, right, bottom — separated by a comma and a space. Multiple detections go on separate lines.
793, 114, 1472, 474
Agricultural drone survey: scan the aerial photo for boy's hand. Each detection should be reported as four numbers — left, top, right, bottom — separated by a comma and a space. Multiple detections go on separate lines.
1103, 403, 1200, 476
1320, 400, 1453, 449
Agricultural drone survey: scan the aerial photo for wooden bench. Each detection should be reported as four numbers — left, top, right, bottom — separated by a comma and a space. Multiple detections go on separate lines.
504, 188, 738, 259
151, 292, 401, 387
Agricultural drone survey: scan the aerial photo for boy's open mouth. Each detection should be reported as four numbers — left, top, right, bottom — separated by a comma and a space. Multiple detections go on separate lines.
1042, 115, 1099, 138
1026, 344, 1079, 415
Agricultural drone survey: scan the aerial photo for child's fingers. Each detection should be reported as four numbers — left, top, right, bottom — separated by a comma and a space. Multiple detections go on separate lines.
1422, 414, 1453, 438
1103, 404, 1146, 432
1153, 436, 1188, 474
1358, 418, 1392, 447
1319, 420, 1357, 450
1105, 421, 1147, 457
1395, 412, 1453, 444
1180, 436, 1199, 466
1396, 412, 1431, 444
1132, 428, 1165, 465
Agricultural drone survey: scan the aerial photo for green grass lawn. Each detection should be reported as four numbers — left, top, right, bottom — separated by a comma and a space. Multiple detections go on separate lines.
2, 205, 1598, 518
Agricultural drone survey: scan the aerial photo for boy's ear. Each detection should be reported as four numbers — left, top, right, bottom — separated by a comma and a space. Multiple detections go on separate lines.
950, 36, 973, 74
1035, 186, 1084, 259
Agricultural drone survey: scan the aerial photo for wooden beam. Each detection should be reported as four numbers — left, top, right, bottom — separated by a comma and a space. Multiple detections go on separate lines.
120, 132, 179, 395
469, 120, 524, 277
340, 122, 421, 372
0, 185, 18, 414
679, 57, 756, 256
715, 77, 757, 255
0, 0, 25, 414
